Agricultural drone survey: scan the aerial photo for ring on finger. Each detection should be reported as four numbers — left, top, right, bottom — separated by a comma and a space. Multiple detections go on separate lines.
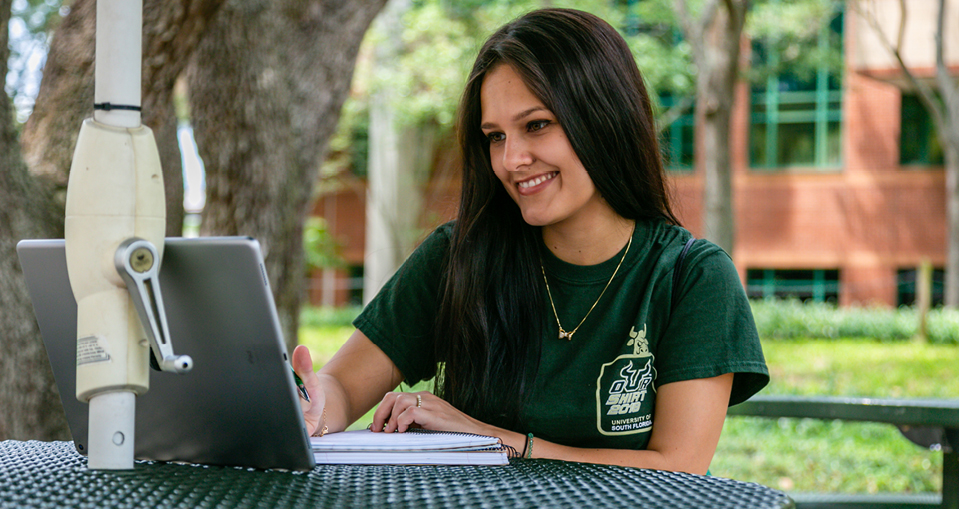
416, 394, 422, 408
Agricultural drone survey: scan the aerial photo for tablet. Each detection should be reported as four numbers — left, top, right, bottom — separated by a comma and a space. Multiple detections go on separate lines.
17, 237, 316, 471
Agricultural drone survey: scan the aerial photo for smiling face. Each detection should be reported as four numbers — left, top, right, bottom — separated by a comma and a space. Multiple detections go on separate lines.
480, 65, 614, 231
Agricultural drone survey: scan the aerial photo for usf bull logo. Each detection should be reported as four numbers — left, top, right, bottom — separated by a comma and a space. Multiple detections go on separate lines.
595, 324, 656, 436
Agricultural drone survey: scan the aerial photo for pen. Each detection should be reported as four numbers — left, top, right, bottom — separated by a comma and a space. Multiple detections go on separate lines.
291, 367, 311, 402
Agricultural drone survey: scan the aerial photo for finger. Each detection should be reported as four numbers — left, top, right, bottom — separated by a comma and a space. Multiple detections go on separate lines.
292, 345, 326, 435
395, 406, 418, 433
394, 393, 431, 432
291, 345, 316, 409
383, 397, 402, 433
384, 393, 418, 433
371, 392, 400, 432
292, 345, 318, 392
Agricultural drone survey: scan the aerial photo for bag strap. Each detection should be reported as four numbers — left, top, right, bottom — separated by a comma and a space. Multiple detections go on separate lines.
672, 237, 697, 308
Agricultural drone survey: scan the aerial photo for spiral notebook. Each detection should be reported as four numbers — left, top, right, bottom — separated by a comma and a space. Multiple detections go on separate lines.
310, 429, 509, 465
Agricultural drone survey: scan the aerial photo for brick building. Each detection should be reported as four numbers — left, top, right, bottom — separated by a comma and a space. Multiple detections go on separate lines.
310, 0, 958, 308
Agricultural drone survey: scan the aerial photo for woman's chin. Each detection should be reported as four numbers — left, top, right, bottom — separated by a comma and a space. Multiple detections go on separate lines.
519, 210, 552, 227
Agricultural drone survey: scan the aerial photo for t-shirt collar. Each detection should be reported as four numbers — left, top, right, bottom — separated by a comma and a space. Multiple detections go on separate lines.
538, 221, 650, 284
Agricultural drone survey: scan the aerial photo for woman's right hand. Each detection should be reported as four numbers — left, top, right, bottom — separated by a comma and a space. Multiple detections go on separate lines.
292, 344, 326, 436
290, 330, 407, 437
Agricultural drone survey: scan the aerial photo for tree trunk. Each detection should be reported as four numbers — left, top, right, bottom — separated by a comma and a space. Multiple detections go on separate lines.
0, 0, 227, 440
944, 127, 959, 306
364, 0, 404, 304
363, 0, 435, 303
700, 3, 745, 255
365, 120, 436, 302
676, 0, 746, 255
187, 0, 388, 352
936, 0, 959, 307
0, 0, 69, 441
855, 0, 959, 306
22, 0, 227, 236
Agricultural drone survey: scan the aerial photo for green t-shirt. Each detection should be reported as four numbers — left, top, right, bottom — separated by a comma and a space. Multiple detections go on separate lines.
354, 220, 768, 450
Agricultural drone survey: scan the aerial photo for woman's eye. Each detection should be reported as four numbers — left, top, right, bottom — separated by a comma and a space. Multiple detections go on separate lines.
527, 120, 550, 132
486, 132, 505, 143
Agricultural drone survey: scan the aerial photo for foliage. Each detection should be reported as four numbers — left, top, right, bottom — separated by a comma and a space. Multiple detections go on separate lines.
750, 299, 959, 344
300, 305, 362, 329
6, 0, 62, 123
319, 98, 369, 180
758, 338, 959, 398
746, 0, 845, 85
380, 0, 696, 125
302, 217, 345, 271
714, 338, 958, 494
323, 0, 845, 179
717, 416, 940, 494
326, 0, 697, 178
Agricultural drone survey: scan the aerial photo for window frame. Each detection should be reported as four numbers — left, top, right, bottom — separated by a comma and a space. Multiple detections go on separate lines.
748, 11, 844, 172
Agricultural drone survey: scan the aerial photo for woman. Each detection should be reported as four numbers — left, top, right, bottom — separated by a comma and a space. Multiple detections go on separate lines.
292, 8, 768, 474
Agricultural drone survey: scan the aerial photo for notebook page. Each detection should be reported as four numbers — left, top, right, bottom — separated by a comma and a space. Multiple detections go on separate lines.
310, 429, 502, 452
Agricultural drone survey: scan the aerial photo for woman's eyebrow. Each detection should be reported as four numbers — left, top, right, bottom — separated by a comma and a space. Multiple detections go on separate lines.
512, 106, 548, 121
480, 107, 549, 130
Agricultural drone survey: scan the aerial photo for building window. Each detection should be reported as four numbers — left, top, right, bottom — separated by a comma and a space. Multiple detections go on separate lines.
347, 265, 364, 306
900, 94, 944, 166
749, 11, 843, 170
746, 269, 840, 303
897, 267, 944, 307
659, 95, 695, 172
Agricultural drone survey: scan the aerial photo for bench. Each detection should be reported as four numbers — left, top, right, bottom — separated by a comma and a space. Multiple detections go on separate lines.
726, 395, 959, 509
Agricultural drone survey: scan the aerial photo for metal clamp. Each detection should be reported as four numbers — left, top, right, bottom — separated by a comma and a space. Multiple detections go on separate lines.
115, 238, 193, 374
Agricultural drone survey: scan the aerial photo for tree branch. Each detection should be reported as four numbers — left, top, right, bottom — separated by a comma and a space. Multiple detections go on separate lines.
722, 0, 747, 56
934, 0, 958, 133
655, 95, 696, 135
935, 0, 945, 73
852, 0, 948, 137
674, 0, 720, 67
896, 0, 906, 52
673, 0, 698, 48
699, 0, 721, 42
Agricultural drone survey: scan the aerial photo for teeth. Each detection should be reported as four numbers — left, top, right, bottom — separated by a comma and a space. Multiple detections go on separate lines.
518, 173, 556, 189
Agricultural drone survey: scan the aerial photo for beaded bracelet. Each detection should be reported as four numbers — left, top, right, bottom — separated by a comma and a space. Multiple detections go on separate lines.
523, 433, 534, 459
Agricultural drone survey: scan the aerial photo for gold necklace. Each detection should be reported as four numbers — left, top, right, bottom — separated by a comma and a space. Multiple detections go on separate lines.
540, 230, 633, 341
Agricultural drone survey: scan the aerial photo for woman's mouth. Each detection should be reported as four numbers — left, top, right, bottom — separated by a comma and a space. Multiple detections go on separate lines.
517, 172, 557, 191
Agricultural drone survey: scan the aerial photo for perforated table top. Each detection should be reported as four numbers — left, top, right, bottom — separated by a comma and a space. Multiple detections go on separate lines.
1, 441, 794, 508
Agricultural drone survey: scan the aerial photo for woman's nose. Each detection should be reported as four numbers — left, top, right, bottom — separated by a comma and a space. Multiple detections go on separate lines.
502, 136, 534, 171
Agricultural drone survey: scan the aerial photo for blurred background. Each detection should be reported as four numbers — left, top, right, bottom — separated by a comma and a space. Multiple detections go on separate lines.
0, 0, 956, 498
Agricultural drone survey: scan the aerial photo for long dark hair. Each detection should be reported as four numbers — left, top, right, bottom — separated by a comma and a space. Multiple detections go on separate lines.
433, 8, 680, 430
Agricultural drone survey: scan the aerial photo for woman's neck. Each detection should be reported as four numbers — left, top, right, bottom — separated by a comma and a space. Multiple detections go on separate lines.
541, 215, 635, 266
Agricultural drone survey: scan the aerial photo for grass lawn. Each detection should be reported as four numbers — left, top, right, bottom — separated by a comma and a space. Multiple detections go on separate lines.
298, 324, 957, 494
714, 339, 959, 494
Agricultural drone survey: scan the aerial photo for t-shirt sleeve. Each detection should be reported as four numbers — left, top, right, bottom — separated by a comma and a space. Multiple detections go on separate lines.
656, 240, 769, 406
352, 223, 453, 385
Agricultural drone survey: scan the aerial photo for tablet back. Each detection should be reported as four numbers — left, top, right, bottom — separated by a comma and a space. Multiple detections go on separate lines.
17, 237, 315, 471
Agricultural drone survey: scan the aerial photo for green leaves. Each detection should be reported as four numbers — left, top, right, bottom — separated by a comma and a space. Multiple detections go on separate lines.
750, 299, 959, 344
325, 0, 846, 178
350, 0, 700, 135
746, 0, 845, 84
303, 217, 344, 271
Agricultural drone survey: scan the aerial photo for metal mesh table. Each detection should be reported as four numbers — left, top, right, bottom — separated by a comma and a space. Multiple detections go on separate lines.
1, 441, 794, 508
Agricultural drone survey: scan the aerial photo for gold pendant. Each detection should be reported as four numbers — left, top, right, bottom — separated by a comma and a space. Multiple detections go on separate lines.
541, 225, 634, 344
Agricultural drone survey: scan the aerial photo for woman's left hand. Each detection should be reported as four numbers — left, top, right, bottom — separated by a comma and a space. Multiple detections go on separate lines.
370, 391, 491, 436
